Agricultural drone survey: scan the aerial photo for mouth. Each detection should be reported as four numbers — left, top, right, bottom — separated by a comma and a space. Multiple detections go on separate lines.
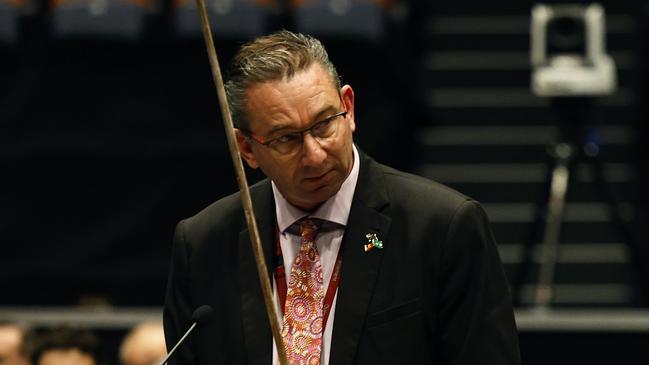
302, 170, 332, 185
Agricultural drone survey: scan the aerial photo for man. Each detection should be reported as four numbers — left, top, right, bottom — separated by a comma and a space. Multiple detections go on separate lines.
119, 322, 167, 365
0, 323, 30, 365
164, 30, 520, 364
31, 327, 100, 365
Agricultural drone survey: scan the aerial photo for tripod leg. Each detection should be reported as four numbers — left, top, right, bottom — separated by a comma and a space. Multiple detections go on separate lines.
512, 157, 554, 306
534, 143, 573, 308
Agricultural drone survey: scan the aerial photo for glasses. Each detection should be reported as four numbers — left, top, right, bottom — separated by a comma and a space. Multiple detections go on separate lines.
243, 110, 348, 156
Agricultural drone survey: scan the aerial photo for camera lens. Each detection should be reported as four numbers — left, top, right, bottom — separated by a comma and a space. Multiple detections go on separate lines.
547, 16, 586, 54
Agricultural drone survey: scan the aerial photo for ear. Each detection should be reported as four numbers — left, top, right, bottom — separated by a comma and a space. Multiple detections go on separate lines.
235, 129, 260, 169
340, 85, 356, 133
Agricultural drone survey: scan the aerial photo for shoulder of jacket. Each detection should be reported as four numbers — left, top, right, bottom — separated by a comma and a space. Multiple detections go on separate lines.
377, 162, 471, 205
182, 178, 270, 234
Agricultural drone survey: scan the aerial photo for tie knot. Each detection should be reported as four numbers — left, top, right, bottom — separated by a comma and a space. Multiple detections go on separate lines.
299, 218, 319, 241
286, 217, 339, 238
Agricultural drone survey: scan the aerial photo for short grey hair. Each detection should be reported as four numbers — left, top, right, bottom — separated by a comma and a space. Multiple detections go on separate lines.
225, 30, 341, 131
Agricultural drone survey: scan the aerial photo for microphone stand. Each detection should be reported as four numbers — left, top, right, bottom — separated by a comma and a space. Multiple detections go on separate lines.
159, 322, 198, 365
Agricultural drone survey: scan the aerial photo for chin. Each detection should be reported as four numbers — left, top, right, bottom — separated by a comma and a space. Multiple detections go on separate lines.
315, 188, 338, 204
296, 191, 334, 211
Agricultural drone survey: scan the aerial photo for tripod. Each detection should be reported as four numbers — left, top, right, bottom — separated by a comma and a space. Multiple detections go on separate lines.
512, 97, 641, 307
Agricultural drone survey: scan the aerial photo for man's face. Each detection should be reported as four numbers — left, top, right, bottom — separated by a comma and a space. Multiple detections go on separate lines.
236, 62, 356, 211
0, 326, 28, 365
38, 349, 96, 365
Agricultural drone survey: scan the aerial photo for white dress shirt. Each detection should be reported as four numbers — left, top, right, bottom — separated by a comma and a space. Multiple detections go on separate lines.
271, 145, 360, 365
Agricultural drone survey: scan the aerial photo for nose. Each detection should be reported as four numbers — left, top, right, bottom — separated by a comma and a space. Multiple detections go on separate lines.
301, 133, 327, 166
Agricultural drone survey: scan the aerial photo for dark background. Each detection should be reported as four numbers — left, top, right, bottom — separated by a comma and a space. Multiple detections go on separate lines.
1, 0, 648, 310
0, 0, 429, 306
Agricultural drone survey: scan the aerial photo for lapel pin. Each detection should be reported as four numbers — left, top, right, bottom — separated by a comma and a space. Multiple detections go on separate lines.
364, 233, 383, 252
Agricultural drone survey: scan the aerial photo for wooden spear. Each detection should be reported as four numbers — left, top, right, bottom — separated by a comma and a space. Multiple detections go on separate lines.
193, 2, 289, 364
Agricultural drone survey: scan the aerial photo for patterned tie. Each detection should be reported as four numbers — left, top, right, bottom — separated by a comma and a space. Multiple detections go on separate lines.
281, 218, 325, 365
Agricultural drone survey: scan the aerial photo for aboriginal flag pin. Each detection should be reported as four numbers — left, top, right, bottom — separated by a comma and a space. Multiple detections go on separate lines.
364, 233, 383, 252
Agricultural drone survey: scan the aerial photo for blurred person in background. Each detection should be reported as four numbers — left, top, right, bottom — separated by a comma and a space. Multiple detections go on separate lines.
0, 323, 30, 365
30, 327, 100, 365
119, 322, 166, 365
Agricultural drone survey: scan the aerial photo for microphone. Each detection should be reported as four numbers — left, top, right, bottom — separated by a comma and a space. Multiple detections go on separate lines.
191, 305, 214, 324
160, 305, 214, 365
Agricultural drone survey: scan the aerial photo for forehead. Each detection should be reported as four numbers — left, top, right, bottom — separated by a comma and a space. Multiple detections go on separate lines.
244, 63, 339, 132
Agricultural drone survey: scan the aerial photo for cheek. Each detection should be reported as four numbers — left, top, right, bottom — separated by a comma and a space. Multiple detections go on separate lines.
332, 140, 352, 163
267, 161, 298, 185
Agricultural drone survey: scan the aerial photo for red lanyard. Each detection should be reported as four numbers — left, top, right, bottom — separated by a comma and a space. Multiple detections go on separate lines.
273, 224, 343, 329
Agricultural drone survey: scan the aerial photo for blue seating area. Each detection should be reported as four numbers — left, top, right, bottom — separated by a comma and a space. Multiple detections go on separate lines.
50, 0, 154, 40
173, 0, 274, 39
294, 0, 386, 42
0, 0, 393, 42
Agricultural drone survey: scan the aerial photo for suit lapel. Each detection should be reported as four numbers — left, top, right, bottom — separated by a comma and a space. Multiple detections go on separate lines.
329, 153, 392, 365
238, 180, 276, 365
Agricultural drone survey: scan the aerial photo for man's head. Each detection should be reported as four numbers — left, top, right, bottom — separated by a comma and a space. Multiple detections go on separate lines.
225, 30, 342, 131
228, 31, 357, 211
31, 327, 100, 365
119, 322, 166, 365
0, 323, 29, 365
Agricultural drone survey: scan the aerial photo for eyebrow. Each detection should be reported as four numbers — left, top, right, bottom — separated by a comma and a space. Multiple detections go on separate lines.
265, 105, 339, 136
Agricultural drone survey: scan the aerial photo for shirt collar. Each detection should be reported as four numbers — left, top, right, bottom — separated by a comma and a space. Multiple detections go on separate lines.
272, 145, 360, 233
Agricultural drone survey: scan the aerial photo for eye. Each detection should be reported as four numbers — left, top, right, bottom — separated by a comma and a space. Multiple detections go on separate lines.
275, 133, 301, 145
312, 118, 336, 136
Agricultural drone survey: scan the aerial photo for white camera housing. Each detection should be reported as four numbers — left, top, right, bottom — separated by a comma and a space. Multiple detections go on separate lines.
531, 3, 617, 97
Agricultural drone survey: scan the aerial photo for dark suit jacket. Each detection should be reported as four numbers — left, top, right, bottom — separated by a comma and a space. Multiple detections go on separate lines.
163, 151, 520, 365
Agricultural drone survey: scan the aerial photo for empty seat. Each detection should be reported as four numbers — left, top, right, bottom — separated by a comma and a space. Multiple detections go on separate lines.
50, 0, 152, 40
173, 0, 274, 40
293, 0, 386, 42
